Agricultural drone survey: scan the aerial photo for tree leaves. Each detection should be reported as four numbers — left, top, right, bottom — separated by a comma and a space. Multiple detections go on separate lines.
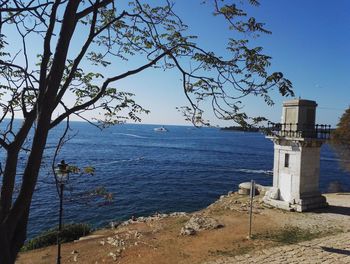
0, 0, 293, 128
331, 107, 350, 172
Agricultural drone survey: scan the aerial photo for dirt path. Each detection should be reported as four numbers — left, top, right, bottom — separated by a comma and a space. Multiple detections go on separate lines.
17, 193, 350, 264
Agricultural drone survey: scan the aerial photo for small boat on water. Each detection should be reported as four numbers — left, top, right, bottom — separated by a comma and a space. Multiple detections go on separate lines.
154, 126, 168, 132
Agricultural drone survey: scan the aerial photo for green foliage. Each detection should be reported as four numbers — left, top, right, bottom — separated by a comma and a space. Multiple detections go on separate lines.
66, 165, 80, 174
92, 186, 113, 202
332, 107, 350, 145
21, 223, 92, 252
62, 165, 95, 175
83, 166, 95, 175
331, 107, 350, 172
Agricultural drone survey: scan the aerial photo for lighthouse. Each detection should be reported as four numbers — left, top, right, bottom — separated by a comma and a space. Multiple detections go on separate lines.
263, 99, 330, 212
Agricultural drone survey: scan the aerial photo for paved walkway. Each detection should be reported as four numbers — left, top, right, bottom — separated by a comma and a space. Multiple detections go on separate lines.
204, 232, 350, 264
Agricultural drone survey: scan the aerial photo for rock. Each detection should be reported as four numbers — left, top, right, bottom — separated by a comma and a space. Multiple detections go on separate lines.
180, 227, 196, 236
77, 234, 104, 242
120, 219, 133, 226
169, 212, 188, 217
158, 213, 168, 218
239, 182, 253, 189
71, 250, 79, 262
238, 188, 250, 195
134, 231, 142, 239
108, 252, 117, 261
106, 236, 125, 247
110, 221, 121, 229
180, 215, 223, 235
255, 184, 269, 193
136, 216, 146, 222
238, 182, 260, 195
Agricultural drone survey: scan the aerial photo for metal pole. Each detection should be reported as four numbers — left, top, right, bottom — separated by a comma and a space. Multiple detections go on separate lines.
248, 180, 255, 239
57, 183, 64, 264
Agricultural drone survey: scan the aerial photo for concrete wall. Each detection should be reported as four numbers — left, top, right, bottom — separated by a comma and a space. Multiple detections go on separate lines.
299, 146, 321, 196
282, 99, 317, 130
283, 107, 299, 127
273, 142, 301, 203
272, 140, 322, 203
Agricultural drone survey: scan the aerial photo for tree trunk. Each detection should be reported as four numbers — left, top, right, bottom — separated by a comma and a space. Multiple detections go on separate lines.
0, 240, 11, 264
0, 120, 51, 262
0, 1, 82, 262
0, 225, 16, 264
0, 200, 30, 264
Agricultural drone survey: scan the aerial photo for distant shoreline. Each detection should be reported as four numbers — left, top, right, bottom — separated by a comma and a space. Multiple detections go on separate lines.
220, 126, 260, 132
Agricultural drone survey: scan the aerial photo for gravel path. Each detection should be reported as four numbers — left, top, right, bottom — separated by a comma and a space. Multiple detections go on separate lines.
203, 192, 350, 264
203, 232, 350, 264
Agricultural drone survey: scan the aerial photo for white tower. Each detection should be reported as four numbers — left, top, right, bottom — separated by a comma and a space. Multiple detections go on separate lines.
264, 99, 330, 212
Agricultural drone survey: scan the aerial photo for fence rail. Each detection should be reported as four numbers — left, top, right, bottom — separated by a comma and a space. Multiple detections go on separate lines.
265, 122, 331, 140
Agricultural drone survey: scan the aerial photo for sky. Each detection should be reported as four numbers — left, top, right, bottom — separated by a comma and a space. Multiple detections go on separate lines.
105, 0, 350, 127
3, 0, 350, 127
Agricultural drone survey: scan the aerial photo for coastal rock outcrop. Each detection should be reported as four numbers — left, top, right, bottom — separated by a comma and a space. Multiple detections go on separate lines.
120, 212, 189, 227
238, 182, 267, 195
180, 215, 224, 236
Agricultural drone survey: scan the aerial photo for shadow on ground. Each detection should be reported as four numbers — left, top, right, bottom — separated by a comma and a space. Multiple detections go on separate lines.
321, 246, 350, 256
313, 205, 350, 216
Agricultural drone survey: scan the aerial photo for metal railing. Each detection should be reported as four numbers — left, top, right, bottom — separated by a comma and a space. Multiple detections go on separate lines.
265, 122, 331, 139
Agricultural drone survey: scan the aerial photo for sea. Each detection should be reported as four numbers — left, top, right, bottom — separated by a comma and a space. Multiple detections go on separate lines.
1, 122, 349, 238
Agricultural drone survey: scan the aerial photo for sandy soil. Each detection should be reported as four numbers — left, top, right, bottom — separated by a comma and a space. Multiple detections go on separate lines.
16, 192, 350, 264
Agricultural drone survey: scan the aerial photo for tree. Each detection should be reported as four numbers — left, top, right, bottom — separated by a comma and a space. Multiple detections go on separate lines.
331, 107, 350, 172
0, 0, 293, 262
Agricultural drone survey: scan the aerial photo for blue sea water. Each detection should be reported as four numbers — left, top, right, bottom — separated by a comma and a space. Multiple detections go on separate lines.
1, 122, 349, 238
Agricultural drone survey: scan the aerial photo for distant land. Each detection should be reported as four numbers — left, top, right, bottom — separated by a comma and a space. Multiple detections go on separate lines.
220, 126, 260, 132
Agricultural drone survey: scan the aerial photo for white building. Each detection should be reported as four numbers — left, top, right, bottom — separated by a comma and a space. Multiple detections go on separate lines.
263, 99, 330, 212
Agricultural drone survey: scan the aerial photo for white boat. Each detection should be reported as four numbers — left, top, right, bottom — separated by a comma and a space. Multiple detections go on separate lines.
154, 126, 168, 132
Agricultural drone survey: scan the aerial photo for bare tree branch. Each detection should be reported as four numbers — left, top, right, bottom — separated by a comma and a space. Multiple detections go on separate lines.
76, 0, 112, 20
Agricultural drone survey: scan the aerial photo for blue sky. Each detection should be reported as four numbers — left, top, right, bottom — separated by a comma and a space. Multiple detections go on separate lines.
123, 0, 350, 127
3, 1, 350, 127
247, 0, 350, 127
